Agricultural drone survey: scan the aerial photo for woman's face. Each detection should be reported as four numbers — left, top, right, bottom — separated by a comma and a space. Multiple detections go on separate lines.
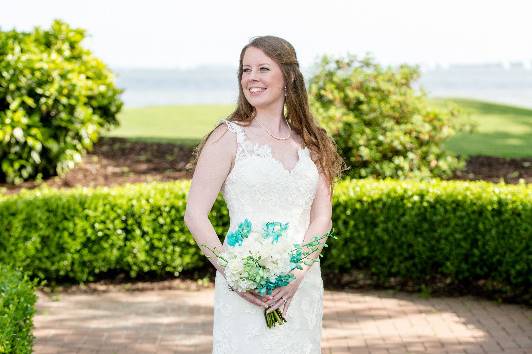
241, 46, 285, 109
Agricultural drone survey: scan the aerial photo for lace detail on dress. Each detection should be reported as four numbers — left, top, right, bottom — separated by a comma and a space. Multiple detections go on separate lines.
213, 118, 323, 354
220, 118, 302, 170
213, 265, 323, 354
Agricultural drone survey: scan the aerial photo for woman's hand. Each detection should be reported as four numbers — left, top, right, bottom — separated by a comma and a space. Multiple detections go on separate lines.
222, 269, 269, 309
235, 289, 270, 309
264, 268, 307, 317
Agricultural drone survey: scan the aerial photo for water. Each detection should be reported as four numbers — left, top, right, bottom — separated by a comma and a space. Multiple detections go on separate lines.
114, 65, 238, 107
114, 63, 532, 109
416, 63, 532, 109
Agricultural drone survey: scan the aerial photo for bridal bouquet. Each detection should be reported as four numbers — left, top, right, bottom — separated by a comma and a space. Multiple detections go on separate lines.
202, 218, 335, 328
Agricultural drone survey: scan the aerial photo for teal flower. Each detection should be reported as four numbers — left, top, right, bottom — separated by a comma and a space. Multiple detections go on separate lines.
226, 229, 243, 247
262, 221, 289, 243
226, 218, 253, 247
290, 246, 303, 264
238, 218, 252, 237
257, 273, 296, 296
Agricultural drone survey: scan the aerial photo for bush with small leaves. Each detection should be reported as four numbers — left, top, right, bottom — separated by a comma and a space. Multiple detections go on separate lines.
0, 264, 39, 353
0, 19, 123, 184
0, 179, 530, 305
308, 54, 475, 180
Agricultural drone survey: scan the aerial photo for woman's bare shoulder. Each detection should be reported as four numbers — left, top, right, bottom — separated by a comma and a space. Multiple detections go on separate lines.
205, 120, 237, 149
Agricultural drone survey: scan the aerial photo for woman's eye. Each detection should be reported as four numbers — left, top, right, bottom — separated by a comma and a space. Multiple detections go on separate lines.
242, 67, 269, 72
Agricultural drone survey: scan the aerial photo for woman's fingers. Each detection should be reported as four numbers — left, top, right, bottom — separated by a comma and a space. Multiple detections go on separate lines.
266, 300, 282, 313
250, 294, 267, 307
270, 288, 283, 298
266, 294, 288, 314
247, 289, 266, 301
241, 293, 260, 307
230, 287, 264, 306
239, 291, 268, 308
251, 290, 269, 301
232, 287, 293, 312
265, 289, 288, 307
282, 296, 293, 317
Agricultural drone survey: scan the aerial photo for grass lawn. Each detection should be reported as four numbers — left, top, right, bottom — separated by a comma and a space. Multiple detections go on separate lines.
432, 98, 532, 158
103, 104, 235, 147
105, 98, 532, 158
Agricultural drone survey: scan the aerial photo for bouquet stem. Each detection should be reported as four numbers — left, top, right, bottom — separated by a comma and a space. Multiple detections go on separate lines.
264, 308, 287, 328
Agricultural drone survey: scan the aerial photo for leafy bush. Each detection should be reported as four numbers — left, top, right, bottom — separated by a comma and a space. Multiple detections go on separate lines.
308, 53, 475, 180
0, 181, 223, 284
325, 178, 531, 305
0, 19, 123, 185
0, 179, 530, 305
0, 264, 38, 354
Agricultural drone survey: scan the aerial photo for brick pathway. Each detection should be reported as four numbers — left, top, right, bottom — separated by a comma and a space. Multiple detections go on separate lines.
33, 287, 532, 354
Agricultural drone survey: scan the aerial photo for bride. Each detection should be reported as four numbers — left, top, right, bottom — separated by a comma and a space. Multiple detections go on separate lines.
184, 35, 345, 353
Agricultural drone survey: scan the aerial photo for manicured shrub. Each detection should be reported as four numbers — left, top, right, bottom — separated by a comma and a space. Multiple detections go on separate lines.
0, 264, 38, 354
308, 54, 475, 179
0, 19, 123, 185
324, 178, 531, 305
0, 181, 228, 284
0, 179, 530, 304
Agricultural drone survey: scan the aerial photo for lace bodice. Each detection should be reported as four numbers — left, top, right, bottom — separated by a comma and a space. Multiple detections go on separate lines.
212, 119, 324, 354
220, 119, 320, 245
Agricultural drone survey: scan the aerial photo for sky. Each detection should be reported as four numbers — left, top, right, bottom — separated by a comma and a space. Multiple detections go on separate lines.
1, 0, 531, 70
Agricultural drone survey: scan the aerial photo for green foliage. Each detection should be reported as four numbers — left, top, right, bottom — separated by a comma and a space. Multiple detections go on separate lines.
0, 179, 530, 304
108, 104, 236, 146
325, 178, 531, 304
0, 181, 228, 284
0, 19, 123, 185
0, 264, 38, 354
437, 98, 532, 158
308, 54, 476, 179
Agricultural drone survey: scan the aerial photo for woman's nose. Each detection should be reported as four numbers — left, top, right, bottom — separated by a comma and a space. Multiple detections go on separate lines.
249, 69, 260, 80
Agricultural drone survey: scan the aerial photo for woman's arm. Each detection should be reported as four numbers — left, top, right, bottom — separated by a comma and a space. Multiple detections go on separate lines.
183, 122, 236, 278
293, 170, 333, 277
264, 169, 333, 313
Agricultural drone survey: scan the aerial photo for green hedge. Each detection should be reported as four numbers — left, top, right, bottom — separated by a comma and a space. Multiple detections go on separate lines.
0, 264, 38, 354
0, 182, 221, 283
0, 179, 530, 304
324, 179, 531, 304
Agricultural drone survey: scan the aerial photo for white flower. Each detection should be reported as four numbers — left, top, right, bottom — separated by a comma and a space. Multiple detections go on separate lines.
220, 220, 299, 292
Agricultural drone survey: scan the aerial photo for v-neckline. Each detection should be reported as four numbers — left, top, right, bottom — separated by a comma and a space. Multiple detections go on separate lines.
236, 123, 306, 175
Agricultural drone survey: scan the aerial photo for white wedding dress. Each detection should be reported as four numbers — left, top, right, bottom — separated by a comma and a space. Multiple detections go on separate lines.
212, 119, 324, 354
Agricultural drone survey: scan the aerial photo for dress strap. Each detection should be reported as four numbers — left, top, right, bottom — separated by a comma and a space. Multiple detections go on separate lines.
219, 119, 250, 156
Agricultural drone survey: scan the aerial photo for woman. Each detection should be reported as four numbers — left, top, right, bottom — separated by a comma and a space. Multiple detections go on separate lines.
184, 35, 345, 353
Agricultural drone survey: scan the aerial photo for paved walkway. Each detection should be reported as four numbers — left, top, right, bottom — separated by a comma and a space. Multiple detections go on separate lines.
34, 286, 532, 354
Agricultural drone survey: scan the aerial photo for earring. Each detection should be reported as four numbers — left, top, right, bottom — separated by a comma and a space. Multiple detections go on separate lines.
284, 86, 287, 97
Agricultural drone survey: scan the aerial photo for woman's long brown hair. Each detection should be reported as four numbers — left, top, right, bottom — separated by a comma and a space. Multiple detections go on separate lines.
187, 35, 347, 193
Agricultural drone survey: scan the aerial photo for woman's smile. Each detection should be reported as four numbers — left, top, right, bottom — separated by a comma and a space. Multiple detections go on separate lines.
249, 87, 267, 96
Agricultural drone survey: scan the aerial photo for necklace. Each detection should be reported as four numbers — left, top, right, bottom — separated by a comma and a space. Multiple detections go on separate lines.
253, 113, 292, 141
